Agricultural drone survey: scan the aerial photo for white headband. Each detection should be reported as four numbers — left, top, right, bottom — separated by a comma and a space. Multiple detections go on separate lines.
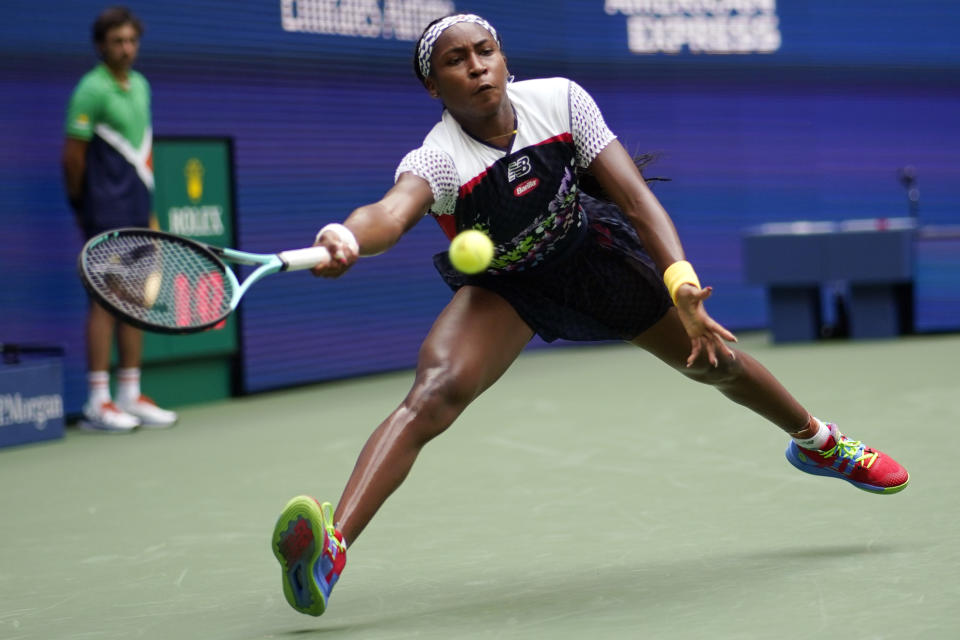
417, 14, 500, 79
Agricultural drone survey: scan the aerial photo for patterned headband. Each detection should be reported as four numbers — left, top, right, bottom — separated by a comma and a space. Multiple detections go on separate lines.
417, 14, 500, 79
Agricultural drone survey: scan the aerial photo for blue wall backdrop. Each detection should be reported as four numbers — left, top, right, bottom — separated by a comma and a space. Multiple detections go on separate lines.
1, 1, 958, 413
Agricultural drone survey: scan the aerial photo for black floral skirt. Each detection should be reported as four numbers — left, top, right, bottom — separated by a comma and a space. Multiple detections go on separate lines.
433, 194, 673, 342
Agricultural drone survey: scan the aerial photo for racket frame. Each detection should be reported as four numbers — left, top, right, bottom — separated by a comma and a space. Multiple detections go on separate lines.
78, 228, 329, 335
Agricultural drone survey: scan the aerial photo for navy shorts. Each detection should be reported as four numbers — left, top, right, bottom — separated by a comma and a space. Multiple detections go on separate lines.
434, 194, 673, 342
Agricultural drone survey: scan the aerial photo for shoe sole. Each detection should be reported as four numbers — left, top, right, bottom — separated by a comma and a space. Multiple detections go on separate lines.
785, 443, 909, 494
77, 420, 138, 433
116, 409, 177, 427
137, 421, 177, 429
271, 495, 329, 616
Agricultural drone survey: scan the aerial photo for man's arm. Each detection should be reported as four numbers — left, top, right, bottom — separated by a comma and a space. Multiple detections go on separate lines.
62, 137, 88, 216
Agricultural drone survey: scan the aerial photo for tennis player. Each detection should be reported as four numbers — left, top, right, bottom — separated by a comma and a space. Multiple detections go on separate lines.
272, 14, 909, 617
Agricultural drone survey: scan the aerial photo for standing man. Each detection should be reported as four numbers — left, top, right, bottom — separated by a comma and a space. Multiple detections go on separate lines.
63, 6, 177, 432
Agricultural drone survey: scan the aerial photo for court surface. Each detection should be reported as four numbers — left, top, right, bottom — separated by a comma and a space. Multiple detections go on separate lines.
2, 332, 958, 640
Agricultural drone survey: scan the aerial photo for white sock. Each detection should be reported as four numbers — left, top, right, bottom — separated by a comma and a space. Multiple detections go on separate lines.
87, 371, 111, 406
792, 418, 833, 450
115, 368, 142, 405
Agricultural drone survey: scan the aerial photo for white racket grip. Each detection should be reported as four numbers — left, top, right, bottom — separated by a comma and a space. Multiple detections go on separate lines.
278, 246, 332, 271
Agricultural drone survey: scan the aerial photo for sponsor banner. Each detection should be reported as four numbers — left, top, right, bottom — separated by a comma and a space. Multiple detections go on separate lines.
146, 138, 239, 363
0, 360, 65, 449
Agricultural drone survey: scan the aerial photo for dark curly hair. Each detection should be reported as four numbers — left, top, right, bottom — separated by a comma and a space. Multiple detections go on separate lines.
92, 6, 143, 45
578, 152, 670, 201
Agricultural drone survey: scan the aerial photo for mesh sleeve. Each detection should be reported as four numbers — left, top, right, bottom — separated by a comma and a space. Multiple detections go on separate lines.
569, 81, 617, 168
395, 146, 459, 216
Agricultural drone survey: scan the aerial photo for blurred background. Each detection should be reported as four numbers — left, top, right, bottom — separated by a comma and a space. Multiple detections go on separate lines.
1, 0, 958, 417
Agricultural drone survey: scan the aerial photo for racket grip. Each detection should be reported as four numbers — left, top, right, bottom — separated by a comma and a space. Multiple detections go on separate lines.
278, 246, 332, 271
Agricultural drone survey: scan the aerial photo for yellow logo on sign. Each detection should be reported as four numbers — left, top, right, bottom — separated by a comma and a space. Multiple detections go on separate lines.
185, 158, 205, 202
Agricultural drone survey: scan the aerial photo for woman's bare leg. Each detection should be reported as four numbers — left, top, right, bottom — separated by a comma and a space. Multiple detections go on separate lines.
631, 308, 811, 433
334, 286, 534, 544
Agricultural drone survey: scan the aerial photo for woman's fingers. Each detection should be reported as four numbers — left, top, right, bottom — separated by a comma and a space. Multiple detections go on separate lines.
686, 338, 702, 367
679, 285, 740, 367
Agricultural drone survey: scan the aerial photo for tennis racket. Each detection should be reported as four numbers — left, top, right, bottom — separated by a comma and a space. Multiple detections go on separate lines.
78, 228, 332, 334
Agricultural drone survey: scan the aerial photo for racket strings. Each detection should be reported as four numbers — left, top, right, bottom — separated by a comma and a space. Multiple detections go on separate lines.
84, 233, 233, 330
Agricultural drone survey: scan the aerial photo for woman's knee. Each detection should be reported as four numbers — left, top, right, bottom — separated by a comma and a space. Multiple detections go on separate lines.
420, 362, 479, 410
400, 362, 480, 440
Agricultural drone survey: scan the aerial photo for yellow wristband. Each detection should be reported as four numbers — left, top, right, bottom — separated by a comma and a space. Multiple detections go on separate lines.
663, 260, 701, 305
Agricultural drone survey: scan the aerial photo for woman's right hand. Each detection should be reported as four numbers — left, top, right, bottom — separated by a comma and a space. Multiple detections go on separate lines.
307, 174, 434, 279
310, 224, 359, 279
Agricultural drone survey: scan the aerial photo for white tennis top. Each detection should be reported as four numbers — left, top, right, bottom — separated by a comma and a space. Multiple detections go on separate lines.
396, 77, 617, 272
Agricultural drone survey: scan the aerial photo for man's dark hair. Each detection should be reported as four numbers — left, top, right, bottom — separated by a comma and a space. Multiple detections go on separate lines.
92, 6, 143, 44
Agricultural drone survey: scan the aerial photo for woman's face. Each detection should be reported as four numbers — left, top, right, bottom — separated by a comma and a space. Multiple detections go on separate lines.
425, 22, 509, 120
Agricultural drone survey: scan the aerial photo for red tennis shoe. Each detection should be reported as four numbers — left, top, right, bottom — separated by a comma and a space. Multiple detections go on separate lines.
785, 423, 909, 494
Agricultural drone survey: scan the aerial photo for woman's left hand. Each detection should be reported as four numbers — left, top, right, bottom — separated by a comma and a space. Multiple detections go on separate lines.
674, 284, 738, 368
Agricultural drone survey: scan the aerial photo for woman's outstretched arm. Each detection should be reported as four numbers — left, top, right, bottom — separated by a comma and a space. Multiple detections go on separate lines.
310, 172, 435, 278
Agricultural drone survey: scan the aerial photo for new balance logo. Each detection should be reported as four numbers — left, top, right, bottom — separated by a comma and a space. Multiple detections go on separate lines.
507, 156, 531, 182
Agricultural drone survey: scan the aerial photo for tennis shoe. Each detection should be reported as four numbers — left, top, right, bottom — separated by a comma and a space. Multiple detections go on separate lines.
272, 496, 346, 616
785, 422, 909, 494
79, 401, 140, 432
115, 395, 178, 428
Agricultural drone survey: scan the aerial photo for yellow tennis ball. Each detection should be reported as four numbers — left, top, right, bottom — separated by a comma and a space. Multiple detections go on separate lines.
449, 229, 494, 274
143, 271, 162, 308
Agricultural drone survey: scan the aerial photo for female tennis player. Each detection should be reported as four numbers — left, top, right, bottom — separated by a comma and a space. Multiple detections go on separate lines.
271, 14, 909, 617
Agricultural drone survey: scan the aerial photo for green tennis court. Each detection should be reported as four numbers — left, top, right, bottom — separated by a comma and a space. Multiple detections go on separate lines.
2, 333, 958, 639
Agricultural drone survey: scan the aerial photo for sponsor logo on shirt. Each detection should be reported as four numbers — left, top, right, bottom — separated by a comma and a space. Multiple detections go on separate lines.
513, 178, 540, 197
507, 156, 531, 182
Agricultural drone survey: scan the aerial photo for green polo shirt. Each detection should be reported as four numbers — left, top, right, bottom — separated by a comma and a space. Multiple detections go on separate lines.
65, 63, 153, 233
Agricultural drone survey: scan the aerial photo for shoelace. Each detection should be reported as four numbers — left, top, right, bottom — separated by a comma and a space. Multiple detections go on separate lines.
320, 502, 346, 553
820, 435, 878, 469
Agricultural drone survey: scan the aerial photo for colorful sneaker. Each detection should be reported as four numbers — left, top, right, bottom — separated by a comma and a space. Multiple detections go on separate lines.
785, 423, 909, 494
115, 395, 178, 428
79, 401, 140, 432
272, 496, 346, 616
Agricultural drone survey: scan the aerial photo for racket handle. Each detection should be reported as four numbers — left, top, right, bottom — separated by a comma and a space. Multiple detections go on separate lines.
278, 246, 332, 271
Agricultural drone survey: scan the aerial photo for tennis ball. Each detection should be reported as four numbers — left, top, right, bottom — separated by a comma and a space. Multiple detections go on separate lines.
143, 271, 162, 308
449, 229, 494, 274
